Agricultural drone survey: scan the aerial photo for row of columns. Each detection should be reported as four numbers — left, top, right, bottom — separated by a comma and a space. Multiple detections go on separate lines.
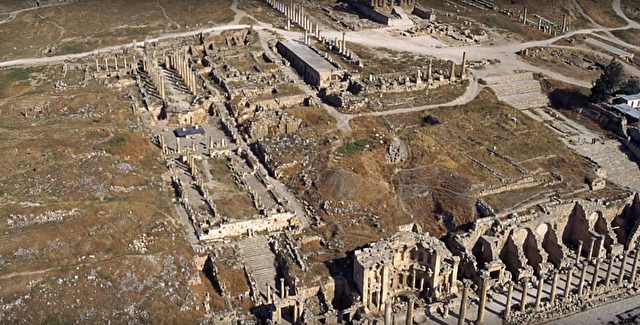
95, 56, 136, 74
456, 249, 640, 324
143, 57, 166, 100
266, 0, 323, 44
500, 249, 640, 319
448, 52, 467, 81
168, 53, 197, 95
522, 6, 569, 34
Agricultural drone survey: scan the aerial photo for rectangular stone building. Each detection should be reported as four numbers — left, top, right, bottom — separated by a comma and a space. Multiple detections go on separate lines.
276, 41, 342, 88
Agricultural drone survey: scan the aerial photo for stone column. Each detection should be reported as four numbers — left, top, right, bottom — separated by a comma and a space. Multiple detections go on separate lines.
428, 59, 433, 82
587, 239, 595, 261
451, 258, 460, 291
523, 6, 527, 25
266, 284, 272, 303
578, 263, 587, 296
477, 273, 490, 324
591, 258, 602, 291
457, 280, 471, 325
280, 278, 285, 298
618, 252, 627, 286
380, 265, 390, 310
95, 58, 100, 72
562, 15, 568, 33
342, 32, 346, 55
412, 269, 417, 289
550, 272, 559, 305
449, 61, 456, 81
535, 274, 544, 311
406, 299, 414, 325
631, 249, 639, 283
605, 256, 615, 288
505, 281, 514, 316
460, 52, 467, 77
384, 301, 392, 325
293, 303, 298, 324
564, 267, 574, 298
576, 241, 583, 264
520, 281, 529, 312
274, 306, 281, 324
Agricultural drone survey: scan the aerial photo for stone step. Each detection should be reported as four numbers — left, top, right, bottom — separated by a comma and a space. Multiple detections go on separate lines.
239, 235, 278, 297
501, 92, 549, 110
480, 72, 535, 85
490, 79, 541, 97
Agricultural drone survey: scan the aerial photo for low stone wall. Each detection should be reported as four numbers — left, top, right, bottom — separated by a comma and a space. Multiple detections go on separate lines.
583, 104, 627, 137
200, 212, 300, 241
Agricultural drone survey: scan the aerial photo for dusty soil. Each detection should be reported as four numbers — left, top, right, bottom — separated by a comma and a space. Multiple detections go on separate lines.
576, 0, 628, 28
519, 47, 606, 84
0, 64, 212, 322
0, 0, 234, 61
622, 0, 640, 23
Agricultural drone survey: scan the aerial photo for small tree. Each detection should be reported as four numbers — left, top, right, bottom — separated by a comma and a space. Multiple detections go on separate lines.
590, 59, 625, 103
620, 78, 640, 95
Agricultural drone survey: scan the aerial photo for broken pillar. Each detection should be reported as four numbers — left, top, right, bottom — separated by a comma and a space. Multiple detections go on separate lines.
562, 14, 568, 33
523, 6, 528, 25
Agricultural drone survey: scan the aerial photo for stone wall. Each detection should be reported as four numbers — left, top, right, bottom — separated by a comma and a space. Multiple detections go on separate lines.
200, 212, 301, 241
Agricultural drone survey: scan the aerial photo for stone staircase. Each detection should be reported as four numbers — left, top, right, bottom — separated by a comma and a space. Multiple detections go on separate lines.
482, 72, 549, 110
239, 235, 278, 297
501, 92, 550, 110
573, 140, 640, 192
480, 72, 534, 85
490, 79, 541, 97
